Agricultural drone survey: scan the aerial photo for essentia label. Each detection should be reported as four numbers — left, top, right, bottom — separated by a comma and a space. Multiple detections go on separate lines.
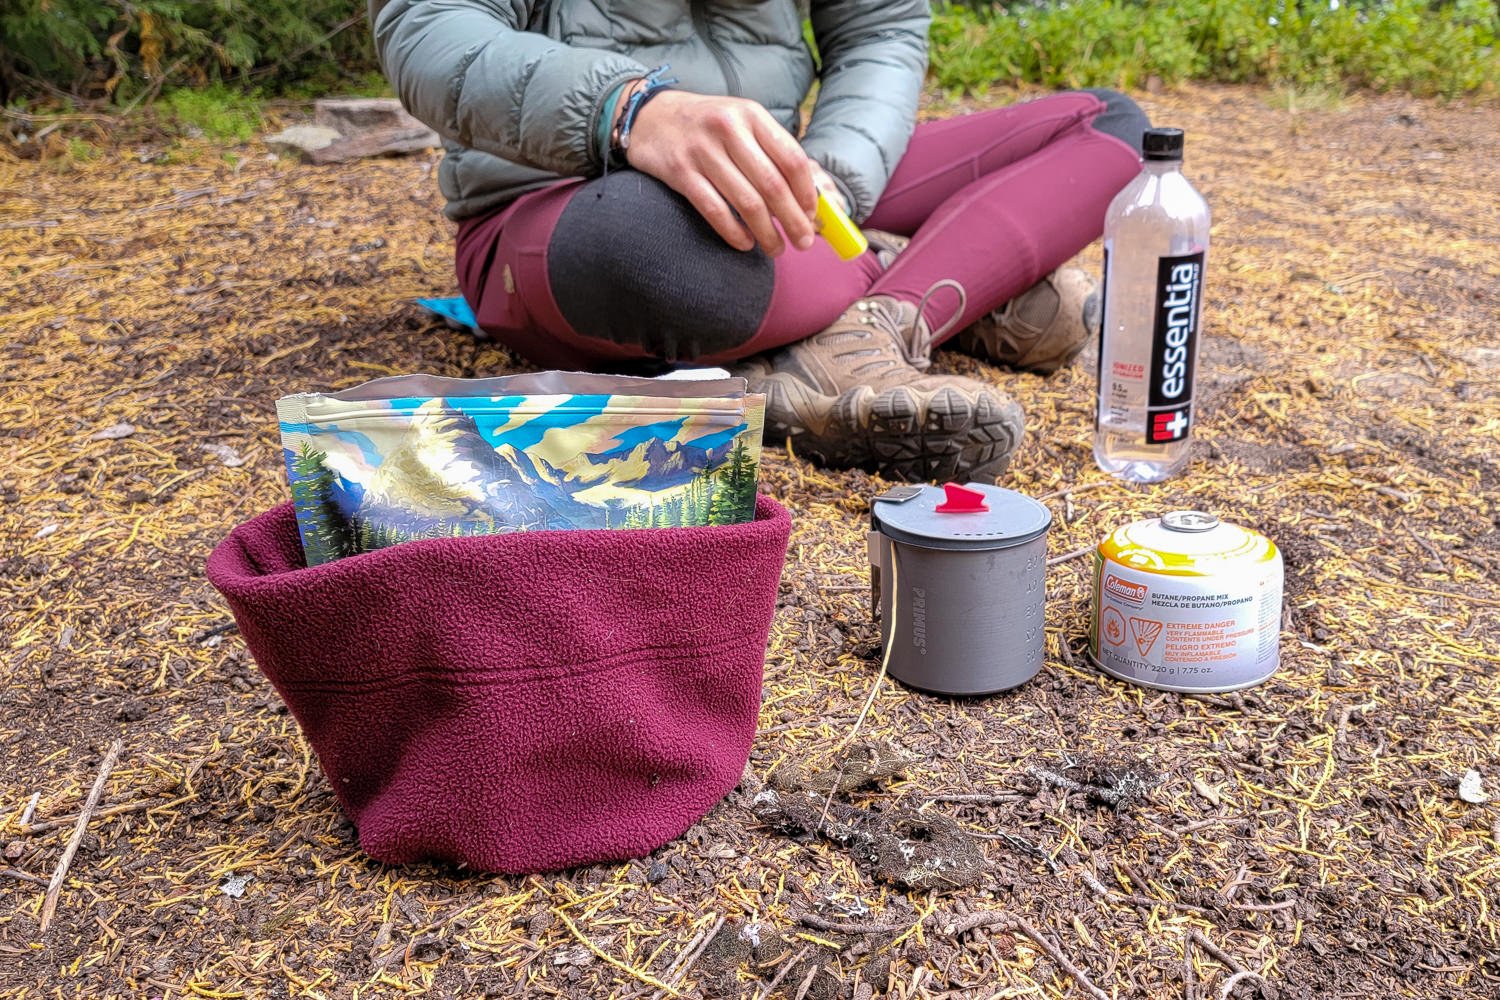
1144, 252, 1204, 444
1089, 512, 1283, 693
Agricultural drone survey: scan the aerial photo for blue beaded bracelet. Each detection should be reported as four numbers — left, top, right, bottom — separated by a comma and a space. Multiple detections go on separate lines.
610, 64, 678, 168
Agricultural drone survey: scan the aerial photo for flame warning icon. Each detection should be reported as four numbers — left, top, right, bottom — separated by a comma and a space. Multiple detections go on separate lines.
1101, 608, 1126, 647
1129, 617, 1164, 657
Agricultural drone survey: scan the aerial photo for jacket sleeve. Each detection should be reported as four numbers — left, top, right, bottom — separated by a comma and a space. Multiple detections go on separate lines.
800, 0, 930, 221
369, 0, 648, 176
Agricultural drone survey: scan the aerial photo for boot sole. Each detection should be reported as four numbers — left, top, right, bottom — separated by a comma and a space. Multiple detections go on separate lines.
767, 383, 1024, 483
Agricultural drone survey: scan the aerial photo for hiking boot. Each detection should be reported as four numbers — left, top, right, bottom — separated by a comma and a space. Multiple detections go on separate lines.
955, 267, 1099, 375
736, 282, 1025, 482
864, 229, 909, 269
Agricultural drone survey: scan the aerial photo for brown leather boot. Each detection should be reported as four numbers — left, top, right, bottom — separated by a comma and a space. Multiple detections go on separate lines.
736, 282, 1024, 483
863, 229, 909, 269
865, 234, 1095, 377
956, 267, 1099, 375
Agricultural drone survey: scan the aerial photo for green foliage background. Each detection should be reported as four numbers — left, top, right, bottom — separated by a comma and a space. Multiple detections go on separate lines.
0, 0, 373, 103
1, 0, 1495, 106
931, 0, 1498, 98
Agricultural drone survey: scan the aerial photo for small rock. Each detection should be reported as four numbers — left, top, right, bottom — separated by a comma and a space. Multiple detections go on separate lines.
90, 421, 136, 441
202, 443, 247, 468
115, 700, 149, 722
305, 126, 439, 164
1459, 770, 1489, 804
34, 524, 59, 540
313, 97, 423, 133
3, 840, 25, 860
220, 873, 252, 898
264, 125, 343, 157
646, 860, 670, 883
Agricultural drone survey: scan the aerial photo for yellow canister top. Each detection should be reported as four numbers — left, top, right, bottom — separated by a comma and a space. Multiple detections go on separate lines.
1099, 510, 1278, 576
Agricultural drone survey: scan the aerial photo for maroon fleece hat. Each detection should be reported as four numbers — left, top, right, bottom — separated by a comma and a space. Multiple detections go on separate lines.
206, 496, 790, 873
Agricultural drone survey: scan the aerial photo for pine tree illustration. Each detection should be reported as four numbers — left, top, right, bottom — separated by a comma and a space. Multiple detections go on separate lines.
290, 442, 353, 565
709, 438, 758, 525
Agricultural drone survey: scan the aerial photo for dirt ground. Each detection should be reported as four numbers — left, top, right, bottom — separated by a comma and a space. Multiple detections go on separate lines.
1, 84, 1497, 1000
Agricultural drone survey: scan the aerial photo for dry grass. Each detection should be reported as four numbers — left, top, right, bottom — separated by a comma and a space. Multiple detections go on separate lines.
1, 84, 1497, 1000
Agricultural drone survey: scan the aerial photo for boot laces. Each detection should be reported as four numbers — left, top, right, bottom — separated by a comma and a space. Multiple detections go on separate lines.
896, 279, 968, 371
824, 280, 969, 377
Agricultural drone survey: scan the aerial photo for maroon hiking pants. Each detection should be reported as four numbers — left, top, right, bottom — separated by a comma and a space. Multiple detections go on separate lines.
455, 90, 1145, 369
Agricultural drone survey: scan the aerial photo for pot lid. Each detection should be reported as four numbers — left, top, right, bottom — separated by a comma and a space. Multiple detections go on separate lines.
872, 483, 1052, 551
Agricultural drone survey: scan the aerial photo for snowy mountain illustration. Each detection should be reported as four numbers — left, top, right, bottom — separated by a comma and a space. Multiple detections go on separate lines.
278, 391, 763, 564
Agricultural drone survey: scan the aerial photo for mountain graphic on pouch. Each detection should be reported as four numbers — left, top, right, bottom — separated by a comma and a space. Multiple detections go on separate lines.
278, 385, 764, 566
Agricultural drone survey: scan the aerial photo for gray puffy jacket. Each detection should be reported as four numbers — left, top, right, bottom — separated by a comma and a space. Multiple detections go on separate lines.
369, 0, 929, 221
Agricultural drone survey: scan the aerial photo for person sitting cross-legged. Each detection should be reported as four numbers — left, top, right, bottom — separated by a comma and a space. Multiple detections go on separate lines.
372, 0, 1149, 481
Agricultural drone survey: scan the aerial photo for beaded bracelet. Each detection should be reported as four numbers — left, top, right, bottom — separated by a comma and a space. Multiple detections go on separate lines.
609, 64, 678, 168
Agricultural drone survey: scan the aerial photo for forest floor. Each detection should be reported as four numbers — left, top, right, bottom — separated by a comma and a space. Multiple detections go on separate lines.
1, 84, 1497, 999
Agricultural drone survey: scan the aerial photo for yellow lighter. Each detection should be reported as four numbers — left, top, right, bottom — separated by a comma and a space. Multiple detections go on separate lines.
815, 189, 869, 261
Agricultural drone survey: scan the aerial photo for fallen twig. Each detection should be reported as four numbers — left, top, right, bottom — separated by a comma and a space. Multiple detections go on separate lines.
19, 792, 40, 828
926, 792, 1025, 805
553, 907, 683, 998
1348, 477, 1414, 503
20, 793, 194, 836
1188, 929, 1248, 976
798, 913, 908, 935
1037, 482, 1116, 503
2, 869, 48, 886
1108, 891, 1211, 915
662, 913, 727, 994
1403, 523, 1448, 573
790, 963, 821, 1000
192, 621, 240, 643
1184, 930, 1197, 1000
39, 739, 123, 934
1229, 899, 1297, 913
797, 910, 1109, 1000
1218, 970, 1267, 999
1047, 545, 1093, 567
756, 945, 809, 1000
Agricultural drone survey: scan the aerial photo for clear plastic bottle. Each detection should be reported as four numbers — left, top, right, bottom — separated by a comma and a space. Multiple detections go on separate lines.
1093, 128, 1211, 482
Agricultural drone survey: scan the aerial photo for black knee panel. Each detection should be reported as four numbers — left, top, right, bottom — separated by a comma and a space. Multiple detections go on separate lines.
548, 172, 775, 362
1080, 88, 1151, 152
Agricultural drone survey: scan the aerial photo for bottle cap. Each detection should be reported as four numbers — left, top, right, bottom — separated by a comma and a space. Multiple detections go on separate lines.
1142, 127, 1185, 162
815, 189, 869, 261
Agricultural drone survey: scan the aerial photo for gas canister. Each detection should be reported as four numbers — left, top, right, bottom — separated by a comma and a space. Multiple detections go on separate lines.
1090, 510, 1283, 693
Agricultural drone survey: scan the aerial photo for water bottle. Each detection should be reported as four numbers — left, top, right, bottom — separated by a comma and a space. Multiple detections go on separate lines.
1093, 128, 1211, 482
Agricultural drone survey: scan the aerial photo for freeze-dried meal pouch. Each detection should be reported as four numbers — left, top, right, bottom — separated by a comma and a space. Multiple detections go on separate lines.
277, 371, 765, 565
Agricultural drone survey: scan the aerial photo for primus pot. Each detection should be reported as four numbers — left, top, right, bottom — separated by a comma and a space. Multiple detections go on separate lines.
868, 483, 1053, 695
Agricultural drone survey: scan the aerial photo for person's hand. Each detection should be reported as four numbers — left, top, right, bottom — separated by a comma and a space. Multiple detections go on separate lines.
623, 90, 819, 256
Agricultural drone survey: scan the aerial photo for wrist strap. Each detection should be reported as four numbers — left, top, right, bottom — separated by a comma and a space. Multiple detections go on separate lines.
596, 82, 630, 166
610, 64, 678, 168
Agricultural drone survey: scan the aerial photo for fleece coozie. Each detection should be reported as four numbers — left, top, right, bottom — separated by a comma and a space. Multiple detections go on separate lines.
206, 496, 791, 873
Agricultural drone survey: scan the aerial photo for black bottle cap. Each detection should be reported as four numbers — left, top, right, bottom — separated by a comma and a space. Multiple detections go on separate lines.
1142, 127, 1185, 161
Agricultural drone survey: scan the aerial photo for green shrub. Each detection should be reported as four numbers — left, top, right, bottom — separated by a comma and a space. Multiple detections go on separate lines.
1, 0, 1494, 106
930, 0, 1499, 98
0, 0, 374, 102
160, 84, 263, 141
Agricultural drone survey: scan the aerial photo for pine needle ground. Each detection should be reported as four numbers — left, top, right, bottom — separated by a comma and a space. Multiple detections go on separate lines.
1, 85, 1496, 999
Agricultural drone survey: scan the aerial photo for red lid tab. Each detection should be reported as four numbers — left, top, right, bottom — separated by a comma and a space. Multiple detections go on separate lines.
934, 483, 989, 513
